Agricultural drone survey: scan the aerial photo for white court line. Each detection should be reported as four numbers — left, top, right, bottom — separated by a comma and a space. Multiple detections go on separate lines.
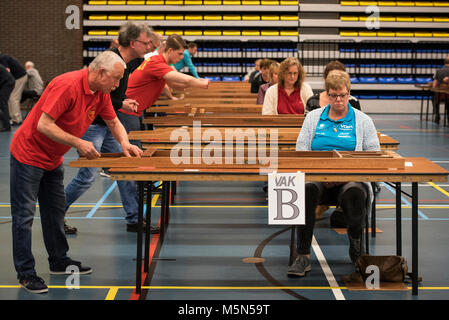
311, 236, 345, 300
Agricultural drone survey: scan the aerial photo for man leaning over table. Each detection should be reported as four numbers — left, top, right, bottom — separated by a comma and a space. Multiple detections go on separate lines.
10, 51, 143, 294
64, 22, 161, 235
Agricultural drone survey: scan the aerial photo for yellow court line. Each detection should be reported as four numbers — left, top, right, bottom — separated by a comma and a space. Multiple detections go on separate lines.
151, 194, 159, 207
2, 204, 449, 209
2, 285, 449, 291
105, 287, 119, 300
428, 182, 449, 198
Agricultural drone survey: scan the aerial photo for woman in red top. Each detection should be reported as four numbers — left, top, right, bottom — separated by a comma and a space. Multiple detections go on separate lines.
262, 57, 313, 115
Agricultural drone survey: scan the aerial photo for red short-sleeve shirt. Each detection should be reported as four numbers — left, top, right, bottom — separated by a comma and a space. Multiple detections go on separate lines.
10, 68, 116, 170
277, 86, 304, 115
123, 54, 174, 117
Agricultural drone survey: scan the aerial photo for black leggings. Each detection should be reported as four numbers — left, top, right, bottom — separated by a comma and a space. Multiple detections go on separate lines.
297, 182, 367, 255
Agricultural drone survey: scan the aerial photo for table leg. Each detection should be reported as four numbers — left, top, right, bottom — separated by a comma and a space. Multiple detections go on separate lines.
170, 181, 177, 204
144, 181, 153, 272
136, 181, 144, 294
289, 226, 295, 266
412, 182, 419, 296
166, 181, 171, 223
371, 195, 376, 238
160, 182, 166, 234
395, 182, 402, 256
420, 94, 424, 120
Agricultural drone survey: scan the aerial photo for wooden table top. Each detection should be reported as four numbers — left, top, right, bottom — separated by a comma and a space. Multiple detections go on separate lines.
142, 114, 304, 127
107, 157, 448, 183
145, 104, 262, 114
154, 97, 257, 105
431, 86, 449, 94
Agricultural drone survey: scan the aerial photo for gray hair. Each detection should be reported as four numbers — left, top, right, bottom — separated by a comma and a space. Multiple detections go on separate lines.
89, 51, 126, 72
118, 22, 155, 47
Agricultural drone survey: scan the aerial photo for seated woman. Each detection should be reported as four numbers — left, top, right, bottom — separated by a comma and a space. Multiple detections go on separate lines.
290, 70, 380, 277
307, 60, 362, 222
262, 57, 313, 115
306, 60, 361, 112
257, 62, 279, 105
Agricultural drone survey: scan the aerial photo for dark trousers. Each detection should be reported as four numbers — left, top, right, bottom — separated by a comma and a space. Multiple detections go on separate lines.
117, 111, 141, 147
297, 182, 367, 255
10, 155, 70, 279
0, 78, 14, 130
432, 92, 449, 123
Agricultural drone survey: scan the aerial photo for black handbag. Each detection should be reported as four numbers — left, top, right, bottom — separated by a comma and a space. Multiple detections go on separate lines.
356, 255, 408, 283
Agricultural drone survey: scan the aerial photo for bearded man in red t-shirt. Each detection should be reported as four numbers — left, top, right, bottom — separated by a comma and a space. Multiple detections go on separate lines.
10, 51, 143, 294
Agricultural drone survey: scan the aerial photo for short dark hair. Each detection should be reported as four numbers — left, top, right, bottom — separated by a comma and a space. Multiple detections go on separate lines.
260, 59, 274, 69
164, 34, 187, 52
187, 42, 197, 49
118, 22, 153, 47
323, 60, 346, 79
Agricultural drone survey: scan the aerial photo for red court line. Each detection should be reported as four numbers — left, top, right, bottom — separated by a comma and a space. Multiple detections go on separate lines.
130, 220, 161, 300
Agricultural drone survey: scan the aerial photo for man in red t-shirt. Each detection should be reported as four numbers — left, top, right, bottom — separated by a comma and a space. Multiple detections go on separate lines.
119, 34, 209, 144
10, 51, 143, 294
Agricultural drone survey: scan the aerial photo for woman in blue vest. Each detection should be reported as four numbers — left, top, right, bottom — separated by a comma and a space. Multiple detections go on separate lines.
290, 70, 380, 277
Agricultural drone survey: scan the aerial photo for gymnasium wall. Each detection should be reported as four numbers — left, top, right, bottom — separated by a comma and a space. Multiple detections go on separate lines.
0, 0, 84, 84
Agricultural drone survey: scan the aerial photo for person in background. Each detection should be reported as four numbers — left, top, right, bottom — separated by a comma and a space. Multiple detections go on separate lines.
121, 34, 209, 147
127, 32, 162, 74
290, 70, 379, 277
244, 59, 261, 83
250, 58, 273, 94
0, 64, 15, 131
10, 51, 142, 294
262, 57, 313, 115
64, 22, 159, 235
432, 56, 449, 124
257, 62, 279, 105
174, 42, 199, 79
21, 61, 44, 103
0, 54, 27, 125
306, 60, 361, 112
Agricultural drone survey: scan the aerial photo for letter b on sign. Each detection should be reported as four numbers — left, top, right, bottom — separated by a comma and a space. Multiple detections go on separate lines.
268, 172, 305, 225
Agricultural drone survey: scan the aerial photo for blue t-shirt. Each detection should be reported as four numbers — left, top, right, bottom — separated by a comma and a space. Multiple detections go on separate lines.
311, 104, 357, 151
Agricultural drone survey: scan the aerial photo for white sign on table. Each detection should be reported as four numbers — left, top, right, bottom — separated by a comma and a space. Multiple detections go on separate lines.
267, 172, 305, 225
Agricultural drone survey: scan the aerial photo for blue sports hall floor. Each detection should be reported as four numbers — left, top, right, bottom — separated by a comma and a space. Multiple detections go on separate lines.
0, 113, 448, 303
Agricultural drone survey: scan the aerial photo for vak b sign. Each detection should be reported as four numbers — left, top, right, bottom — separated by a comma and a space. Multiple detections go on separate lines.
268, 172, 305, 225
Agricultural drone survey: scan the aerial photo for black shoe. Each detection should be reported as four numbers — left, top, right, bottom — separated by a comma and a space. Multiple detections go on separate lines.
127, 221, 160, 234
330, 207, 347, 228
11, 121, 22, 126
348, 236, 365, 266
19, 274, 48, 294
64, 222, 77, 235
50, 259, 92, 275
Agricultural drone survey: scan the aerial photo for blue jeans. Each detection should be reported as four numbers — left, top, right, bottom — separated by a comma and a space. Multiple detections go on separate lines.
10, 155, 71, 279
117, 111, 141, 148
64, 124, 139, 223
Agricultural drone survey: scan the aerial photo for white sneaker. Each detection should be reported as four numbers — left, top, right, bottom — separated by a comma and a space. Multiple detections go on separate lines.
99, 169, 110, 178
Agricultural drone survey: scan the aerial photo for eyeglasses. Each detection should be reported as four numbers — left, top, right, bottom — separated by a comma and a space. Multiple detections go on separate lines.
328, 92, 349, 100
286, 72, 298, 77
134, 39, 152, 47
